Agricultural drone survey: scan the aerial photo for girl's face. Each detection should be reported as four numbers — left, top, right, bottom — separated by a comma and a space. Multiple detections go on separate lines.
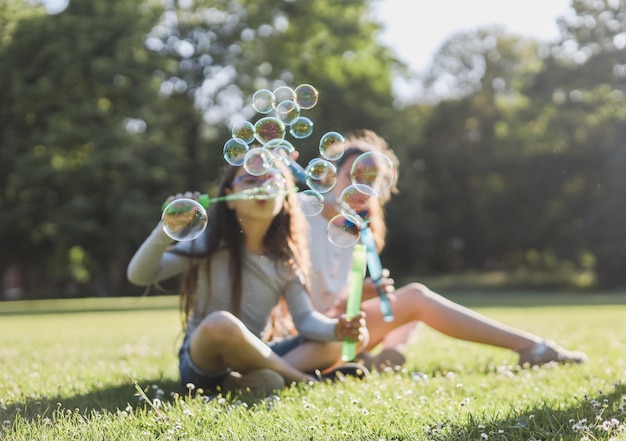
226, 169, 287, 221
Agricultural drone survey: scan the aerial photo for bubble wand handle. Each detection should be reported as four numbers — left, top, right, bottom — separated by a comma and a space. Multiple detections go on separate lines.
359, 227, 395, 322
342, 244, 367, 362
286, 157, 307, 184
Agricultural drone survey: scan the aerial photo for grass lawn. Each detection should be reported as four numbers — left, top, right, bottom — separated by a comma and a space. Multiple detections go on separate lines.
1, 292, 625, 440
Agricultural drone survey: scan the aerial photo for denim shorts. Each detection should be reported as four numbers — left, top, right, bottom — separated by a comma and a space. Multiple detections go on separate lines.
178, 335, 305, 392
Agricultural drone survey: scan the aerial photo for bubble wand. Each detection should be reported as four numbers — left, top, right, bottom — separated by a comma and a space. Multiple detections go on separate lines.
160, 186, 298, 241
342, 243, 367, 361
161, 185, 298, 212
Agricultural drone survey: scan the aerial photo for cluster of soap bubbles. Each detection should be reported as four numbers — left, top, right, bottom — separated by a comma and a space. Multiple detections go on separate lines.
162, 83, 396, 246
223, 83, 343, 212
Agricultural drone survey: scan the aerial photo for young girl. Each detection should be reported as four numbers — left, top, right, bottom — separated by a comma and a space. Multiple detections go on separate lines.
308, 130, 588, 370
127, 162, 367, 395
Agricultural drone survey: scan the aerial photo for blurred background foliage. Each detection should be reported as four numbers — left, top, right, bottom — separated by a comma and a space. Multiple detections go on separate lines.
1, 0, 625, 298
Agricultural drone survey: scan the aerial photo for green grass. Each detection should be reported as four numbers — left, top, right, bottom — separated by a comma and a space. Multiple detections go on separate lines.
1, 293, 625, 440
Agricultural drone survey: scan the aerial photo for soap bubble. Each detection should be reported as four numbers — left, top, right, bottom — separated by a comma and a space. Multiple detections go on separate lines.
273, 86, 296, 107
319, 131, 344, 161
252, 89, 275, 114
305, 158, 337, 194
254, 117, 285, 144
297, 190, 324, 216
231, 121, 255, 144
327, 213, 360, 247
275, 100, 300, 125
264, 138, 295, 167
350, 151, 396, 197
289, 116, 314, 139
223, 137, 249, 166
339, 184, 375, 224
294, 84, 318, 109
244, 147, 274, 176
161, 198, 208, 241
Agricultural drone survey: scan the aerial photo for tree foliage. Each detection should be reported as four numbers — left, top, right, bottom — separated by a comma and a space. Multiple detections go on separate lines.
0, 0, 187, 295
1, 0, 626, 296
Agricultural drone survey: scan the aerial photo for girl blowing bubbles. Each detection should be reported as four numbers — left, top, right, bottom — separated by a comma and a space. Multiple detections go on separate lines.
127, 161, 367, 395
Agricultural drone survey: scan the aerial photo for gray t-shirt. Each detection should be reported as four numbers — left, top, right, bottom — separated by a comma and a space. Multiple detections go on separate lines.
127, 224, 338, 341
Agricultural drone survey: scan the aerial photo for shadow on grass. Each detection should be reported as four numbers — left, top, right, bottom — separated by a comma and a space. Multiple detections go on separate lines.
428, 381, 626, 440
0, 377, 184, 425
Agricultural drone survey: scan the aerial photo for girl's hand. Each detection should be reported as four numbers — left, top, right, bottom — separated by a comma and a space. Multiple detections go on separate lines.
362, 268, 395, 301
163, 191, 201, 206
335, 311, 367, 342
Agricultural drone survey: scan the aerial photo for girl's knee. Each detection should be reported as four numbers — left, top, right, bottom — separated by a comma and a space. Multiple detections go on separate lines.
197, 311, 242, 344
405, 282, 433, 300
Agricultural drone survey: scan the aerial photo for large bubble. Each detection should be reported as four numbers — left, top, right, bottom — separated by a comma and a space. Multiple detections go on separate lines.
350, 151, 396, 197
161, 198, 208, 241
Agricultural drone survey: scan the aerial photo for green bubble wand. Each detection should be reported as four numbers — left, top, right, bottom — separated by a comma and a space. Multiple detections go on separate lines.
160, 186, 299, 241
342, 243, 367, 362
161, 185, 298, 213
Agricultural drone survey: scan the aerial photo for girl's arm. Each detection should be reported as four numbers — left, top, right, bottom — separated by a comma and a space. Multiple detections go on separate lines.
282, 274, 339, 341
127, 224, 195, 286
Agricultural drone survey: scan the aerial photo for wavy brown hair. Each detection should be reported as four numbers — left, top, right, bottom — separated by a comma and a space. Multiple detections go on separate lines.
171, 161, 311, 336
334, 130, 399, 252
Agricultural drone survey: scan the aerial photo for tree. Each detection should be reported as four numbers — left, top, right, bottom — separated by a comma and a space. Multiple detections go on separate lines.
0, 0, 404, 296
403, 28, 548, 272
0, 0, 187, 296
144, 0, 398, 167
551, 0, 626, 287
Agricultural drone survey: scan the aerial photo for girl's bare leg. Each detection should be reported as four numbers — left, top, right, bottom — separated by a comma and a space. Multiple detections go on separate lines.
188, 311, 315, 383
363, 283, 540, 352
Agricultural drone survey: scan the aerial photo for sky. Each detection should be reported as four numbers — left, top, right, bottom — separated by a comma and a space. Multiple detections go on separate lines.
372, 0, 572, 73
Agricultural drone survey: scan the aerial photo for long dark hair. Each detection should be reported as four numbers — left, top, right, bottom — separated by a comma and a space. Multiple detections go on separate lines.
334, 130, 399, 252
173, 161, 310, 333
